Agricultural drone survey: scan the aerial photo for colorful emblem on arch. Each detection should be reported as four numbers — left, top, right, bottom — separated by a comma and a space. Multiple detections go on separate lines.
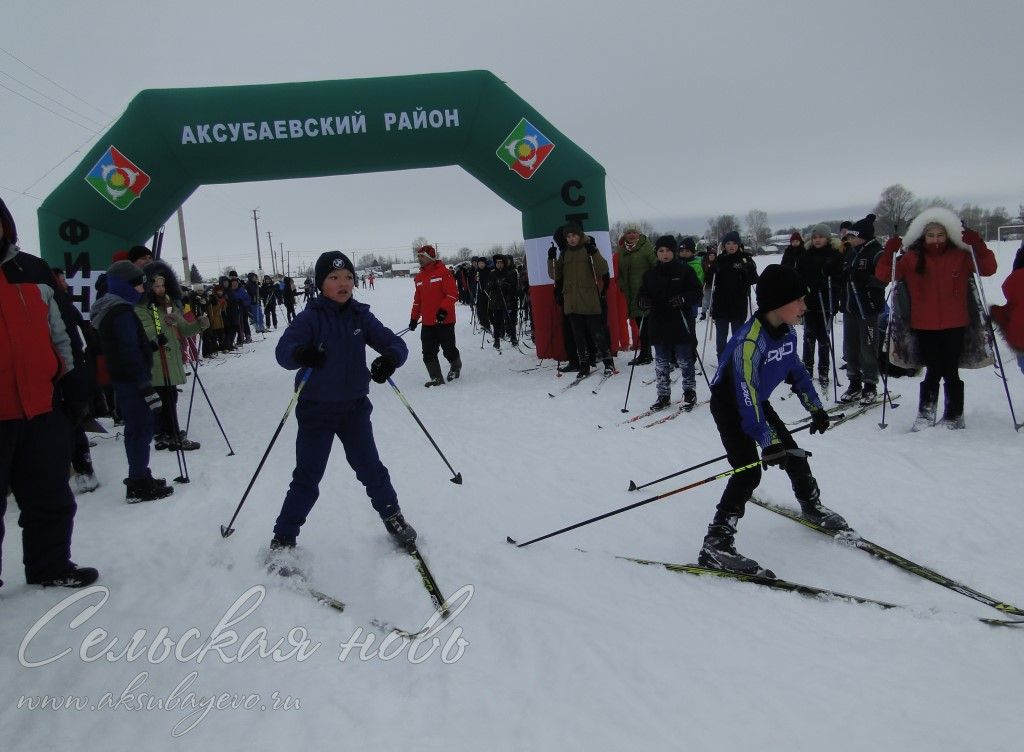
85, 146, 151, 210
497, 118, 554, 179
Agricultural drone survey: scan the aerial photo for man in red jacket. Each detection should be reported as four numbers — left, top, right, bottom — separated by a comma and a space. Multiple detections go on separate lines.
409, 245, 462, 386
0, 196, 98, 589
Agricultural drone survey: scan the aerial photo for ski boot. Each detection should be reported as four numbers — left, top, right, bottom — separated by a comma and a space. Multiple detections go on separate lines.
446, 360, 462, 382
628, 353, 653, 366
125, 475, 174, 503
838, 378, 862, 404
166, 431, 200, 451
383, 512, 417, 546
859, 383, 878, 406
557, 362, 580, 374
817, 371, 829, 388
683, 388, 697, 407
266, 534, 303, 578
576, 364, 591, 380
911, 382, 938, 432
794, 477, 849, 531
650, 395, 671, 412
698, 519, 773, 577
27, 563, 100, 589
602, 359, 615, 377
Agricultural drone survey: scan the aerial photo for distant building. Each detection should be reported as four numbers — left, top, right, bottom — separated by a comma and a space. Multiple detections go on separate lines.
390, 262, 419, 278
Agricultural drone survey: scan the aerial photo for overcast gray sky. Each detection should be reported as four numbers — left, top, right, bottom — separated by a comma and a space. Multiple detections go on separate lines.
3, 0, 1021, 276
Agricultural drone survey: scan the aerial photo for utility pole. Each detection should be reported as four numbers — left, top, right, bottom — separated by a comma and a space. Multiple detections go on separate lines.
267, 231, 276, 275
280, 243, 285, 277
176, 207, 191, 283
251, 209, 262, 271
287, 249, 291, 276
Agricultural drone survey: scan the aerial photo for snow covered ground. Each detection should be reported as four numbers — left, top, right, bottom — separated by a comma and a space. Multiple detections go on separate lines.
3, 242, 1023, 751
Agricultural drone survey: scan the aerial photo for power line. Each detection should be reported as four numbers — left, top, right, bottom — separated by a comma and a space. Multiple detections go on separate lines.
0, 68, 106, 127
0, 44, 110, 118
0, 81, 98, 131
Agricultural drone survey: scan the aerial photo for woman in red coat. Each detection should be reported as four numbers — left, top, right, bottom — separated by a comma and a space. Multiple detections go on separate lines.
877, 207, 997, 430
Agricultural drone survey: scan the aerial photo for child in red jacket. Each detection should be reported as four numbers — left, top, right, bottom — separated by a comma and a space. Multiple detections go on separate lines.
991, 244, 1024, 376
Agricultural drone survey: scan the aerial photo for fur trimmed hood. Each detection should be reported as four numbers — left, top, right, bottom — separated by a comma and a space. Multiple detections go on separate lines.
903, 207, 969, 251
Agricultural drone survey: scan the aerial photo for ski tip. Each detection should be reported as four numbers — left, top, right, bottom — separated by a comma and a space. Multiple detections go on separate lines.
175, 476, 190, 484
628, 480, 638, 491
547, 393, 556, 398
219, 525, 234, 538
506, 536, 519, 546
450, 473, 463, 485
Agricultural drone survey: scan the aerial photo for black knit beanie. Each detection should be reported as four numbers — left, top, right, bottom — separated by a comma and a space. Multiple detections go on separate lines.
654, 235, 679, 255
314, 251, 355, 290
756, 264, 807, 312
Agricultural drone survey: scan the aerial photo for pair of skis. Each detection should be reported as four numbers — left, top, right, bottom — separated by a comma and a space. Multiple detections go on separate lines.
291, 542, 453, 639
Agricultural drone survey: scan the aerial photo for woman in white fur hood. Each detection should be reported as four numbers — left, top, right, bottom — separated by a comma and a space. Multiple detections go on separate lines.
876, 206, 997, 430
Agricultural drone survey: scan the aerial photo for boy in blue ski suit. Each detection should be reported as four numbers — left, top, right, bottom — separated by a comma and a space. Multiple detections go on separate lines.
699, 264, 847, 576
271, 251, 416, 555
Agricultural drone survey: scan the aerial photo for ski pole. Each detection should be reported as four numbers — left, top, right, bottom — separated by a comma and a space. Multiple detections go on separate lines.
187, 358, 235, 455
151, 306, 189, 484
701, 274, 716, 364
386, 377, 463, 484
827, 276, 841, 401
627, 421, 817, 491
679, 310, 712, 390
965, 244, 1021, 431
620, 315, 646, 413
878, 246, 901, 429
508, 453, 809, 549
817, 288, 842, 398
220, 351, 322, 538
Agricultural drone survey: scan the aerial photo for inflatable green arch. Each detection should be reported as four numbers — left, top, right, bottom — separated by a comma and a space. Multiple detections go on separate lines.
38, 69, 618, 358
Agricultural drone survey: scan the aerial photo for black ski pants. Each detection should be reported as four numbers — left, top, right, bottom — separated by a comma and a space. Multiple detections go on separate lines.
709, 393, 814, 523
916, 327, 965, 390
421, 323, 461, 378
802, 308, 832, 375
0, 410, 77, 585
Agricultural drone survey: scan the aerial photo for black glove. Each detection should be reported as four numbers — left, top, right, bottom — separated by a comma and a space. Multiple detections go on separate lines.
435, 309, 448, 324
293, 344, 327, 368
369, 354, 397, 384
809, 408, 831, 435
547, 243, 557, 261
140, 385, 162, 413
761, 442, 789, 469
669, 294, 685, 309
408, 319, 418, 331
637, 294, 652, 311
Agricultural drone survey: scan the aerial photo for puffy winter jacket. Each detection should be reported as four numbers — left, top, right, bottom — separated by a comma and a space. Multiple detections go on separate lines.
0, 244, 73, 419
876, 241, 997, 331
991, 268, 1024, 351
410, 261, 458, 325
638, 259, 702, 346
617, 234, 657, 319
710, 250, 758, 321
548, 244, 608, 316
277, 296, 408, 402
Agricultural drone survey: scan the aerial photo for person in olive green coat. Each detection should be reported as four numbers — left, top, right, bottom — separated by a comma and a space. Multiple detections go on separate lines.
616, 228, 656, 365
547, 222, 616, 378
135, 265, 206, 450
